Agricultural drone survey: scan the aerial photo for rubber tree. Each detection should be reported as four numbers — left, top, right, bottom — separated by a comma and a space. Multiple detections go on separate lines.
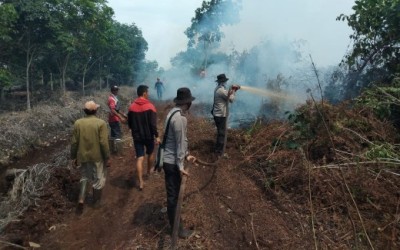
4, 0, 55, 110
338, 0, 400, 97
0, 3, 17, 101
0, 3, 17, 57
339, 0, 400, 73
49, 0, 86, 97
184, 0, 241, 71
72, 0, 114, 95
104, 22, 148, 85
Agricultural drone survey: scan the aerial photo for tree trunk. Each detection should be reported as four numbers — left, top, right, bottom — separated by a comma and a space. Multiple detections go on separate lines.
82, 65, 87, 96
50, 72, 53, 91
26, 49, 32, 111
0, 88, 5, 101
41, 72, 44, 86
98, 61, 102, 90
60, 53, 70, 104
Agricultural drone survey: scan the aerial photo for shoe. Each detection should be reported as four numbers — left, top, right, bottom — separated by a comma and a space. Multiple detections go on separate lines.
75, 203, 84, 215
215, 149, 222, 155
167, 227, 193, 239
178, 227, 194, 239
92, 189, 102, 209
169, 223, 194, 239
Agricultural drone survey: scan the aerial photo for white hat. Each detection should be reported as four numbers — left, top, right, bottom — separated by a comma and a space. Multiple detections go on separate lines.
84, 101, 100, 111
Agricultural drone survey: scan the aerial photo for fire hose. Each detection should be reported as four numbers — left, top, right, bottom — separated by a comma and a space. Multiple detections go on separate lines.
171, 84, 240, 248
171, 159, 216, 249
222, 84, 240, 155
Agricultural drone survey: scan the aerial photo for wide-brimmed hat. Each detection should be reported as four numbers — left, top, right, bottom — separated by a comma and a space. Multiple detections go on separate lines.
173, 87, 195, 104
215, 73, 229, 83
84, 100, 100, 111
111, 85, 119, 91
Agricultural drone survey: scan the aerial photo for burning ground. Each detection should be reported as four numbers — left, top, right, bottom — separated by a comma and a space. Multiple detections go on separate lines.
0, 91, 399, 249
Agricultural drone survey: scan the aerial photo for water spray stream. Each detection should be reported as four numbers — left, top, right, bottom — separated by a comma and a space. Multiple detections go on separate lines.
239, 85, 300, 102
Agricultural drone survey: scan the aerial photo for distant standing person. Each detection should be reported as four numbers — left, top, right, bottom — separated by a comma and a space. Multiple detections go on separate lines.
127, 85, 160, 190
163, 87, 196, 238
71, 101, 110, 214
211, 74, 238, 155
154, 78, 165, 100
108, 85, 126, 144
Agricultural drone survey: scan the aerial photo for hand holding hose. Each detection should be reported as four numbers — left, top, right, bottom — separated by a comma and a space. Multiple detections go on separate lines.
231, 84, 241, 91
229, 84, 240, 96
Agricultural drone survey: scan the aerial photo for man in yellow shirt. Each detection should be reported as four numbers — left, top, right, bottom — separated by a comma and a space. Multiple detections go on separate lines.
71, 101, 110, 214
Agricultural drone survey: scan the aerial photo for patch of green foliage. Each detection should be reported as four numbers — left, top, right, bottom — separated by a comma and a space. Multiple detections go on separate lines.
355, 77, 400, 120
0, 68, 12, 88
243, 118, 263, 142
364, 143, 399, 160
286, 109, 315, 140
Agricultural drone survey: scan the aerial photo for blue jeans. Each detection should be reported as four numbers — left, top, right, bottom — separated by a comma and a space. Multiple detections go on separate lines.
157, 89, 163, 100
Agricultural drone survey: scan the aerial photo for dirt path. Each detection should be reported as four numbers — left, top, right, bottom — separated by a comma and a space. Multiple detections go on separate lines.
39, 141, 302, 249
14, 103, 311, 249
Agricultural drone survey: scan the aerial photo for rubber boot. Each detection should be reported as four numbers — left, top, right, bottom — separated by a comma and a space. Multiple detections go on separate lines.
115, 139, 123, 156
178, 223, 194, 239
76, 180, 87, 215
169, 219, 193, 239
109, 139, 116, 154
92, 188, 102, 208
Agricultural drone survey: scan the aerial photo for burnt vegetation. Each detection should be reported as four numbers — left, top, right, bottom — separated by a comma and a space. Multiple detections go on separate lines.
0, 0, 400, 249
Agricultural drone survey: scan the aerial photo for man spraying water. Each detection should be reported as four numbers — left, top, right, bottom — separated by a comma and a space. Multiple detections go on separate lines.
211, 73, 240, 155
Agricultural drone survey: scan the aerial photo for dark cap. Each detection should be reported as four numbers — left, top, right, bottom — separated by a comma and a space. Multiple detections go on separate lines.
173, 87, 195, 105
111, 85, 119, 91
215, 74, 229, 83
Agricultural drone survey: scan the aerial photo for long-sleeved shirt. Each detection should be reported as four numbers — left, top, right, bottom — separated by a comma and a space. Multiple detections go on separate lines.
163, 107, 188, 170
154, 81, 165, 91
212, 84, 235, 117
127, 97, 158, 141
71, 115, 110, 164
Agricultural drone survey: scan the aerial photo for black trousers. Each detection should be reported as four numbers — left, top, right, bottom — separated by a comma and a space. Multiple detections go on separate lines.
163, 162, 182, 227
109, 121, 121, 139
213, 116, 226, 152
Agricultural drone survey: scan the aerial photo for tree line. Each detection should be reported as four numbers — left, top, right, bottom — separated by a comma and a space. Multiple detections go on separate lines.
0, 0, 156, 110
173, 0, 400, 105
325, 0, 400, 102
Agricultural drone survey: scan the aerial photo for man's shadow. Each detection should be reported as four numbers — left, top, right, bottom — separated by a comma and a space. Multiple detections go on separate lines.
110, 174, 136, 189
132, 202, 169, 250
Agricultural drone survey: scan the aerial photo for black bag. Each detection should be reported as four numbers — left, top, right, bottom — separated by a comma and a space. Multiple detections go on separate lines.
154, 110, 180, 172
154, 145, 165, 171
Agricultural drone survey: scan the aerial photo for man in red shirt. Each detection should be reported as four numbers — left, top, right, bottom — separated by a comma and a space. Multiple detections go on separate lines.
127, 85, 160, 190
108, 85, 126, 141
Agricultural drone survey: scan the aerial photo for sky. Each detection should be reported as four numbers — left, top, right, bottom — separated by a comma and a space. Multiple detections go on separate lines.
107, 0, 356, 69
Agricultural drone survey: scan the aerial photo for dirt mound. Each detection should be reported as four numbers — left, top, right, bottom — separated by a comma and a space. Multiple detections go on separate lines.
236, 101, 400, 249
